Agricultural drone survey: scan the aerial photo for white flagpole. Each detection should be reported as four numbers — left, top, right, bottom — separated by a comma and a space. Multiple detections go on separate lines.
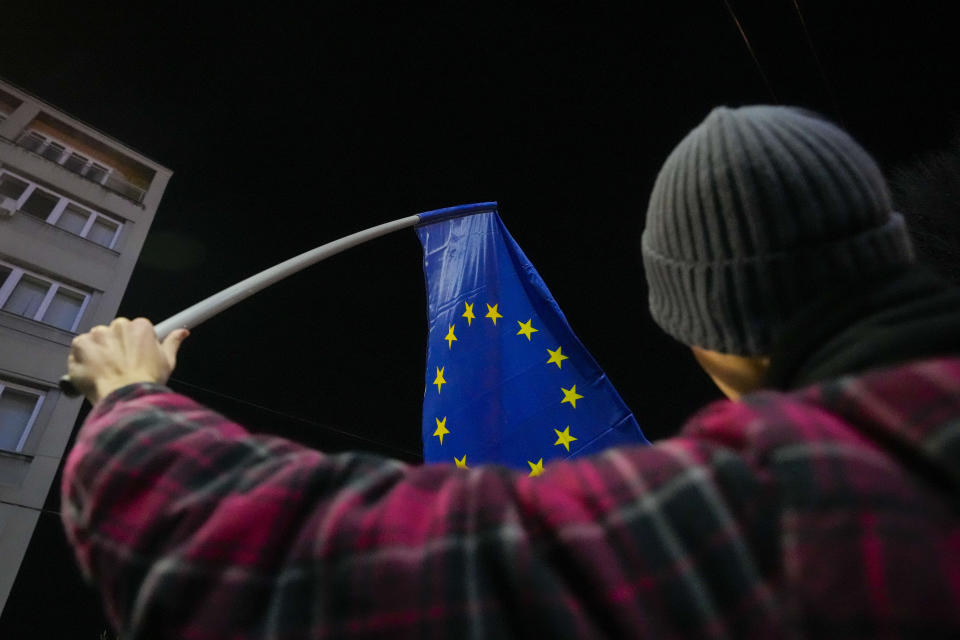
153, 214, 422, 337
60, 214, 422, 396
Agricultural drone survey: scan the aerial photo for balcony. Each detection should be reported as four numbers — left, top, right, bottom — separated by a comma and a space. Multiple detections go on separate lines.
16, 131, 147, 204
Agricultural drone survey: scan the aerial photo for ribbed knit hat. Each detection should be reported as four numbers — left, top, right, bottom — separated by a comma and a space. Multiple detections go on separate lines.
641, 105, 915, 356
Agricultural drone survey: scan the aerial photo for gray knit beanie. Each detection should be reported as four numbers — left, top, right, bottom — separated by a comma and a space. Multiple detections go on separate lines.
641, 105, 915, 356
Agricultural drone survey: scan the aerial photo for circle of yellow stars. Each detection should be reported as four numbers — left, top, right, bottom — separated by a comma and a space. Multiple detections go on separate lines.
430, 299, 584, 476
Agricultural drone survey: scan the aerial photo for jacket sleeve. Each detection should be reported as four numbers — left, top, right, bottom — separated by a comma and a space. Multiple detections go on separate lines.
61, 383, 778, 639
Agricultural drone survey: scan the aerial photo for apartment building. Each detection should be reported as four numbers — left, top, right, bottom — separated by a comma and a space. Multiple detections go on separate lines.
0, 79, 171, 614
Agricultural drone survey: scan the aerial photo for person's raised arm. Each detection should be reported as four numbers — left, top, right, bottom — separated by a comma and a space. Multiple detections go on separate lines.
61, 318, 764, 639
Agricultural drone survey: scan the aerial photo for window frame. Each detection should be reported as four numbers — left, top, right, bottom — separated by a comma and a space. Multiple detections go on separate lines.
20, 130, 47, 153
0, 169, 124, 249
85, 162, 111, 184
40, 140, 67, 163
17, 129, 116, 185
0, 260, 91, 332
63, 150, 93, 173
0, 379, 45, 454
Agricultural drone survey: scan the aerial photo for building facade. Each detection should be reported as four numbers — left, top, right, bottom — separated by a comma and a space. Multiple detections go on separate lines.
0, 79, 171, 614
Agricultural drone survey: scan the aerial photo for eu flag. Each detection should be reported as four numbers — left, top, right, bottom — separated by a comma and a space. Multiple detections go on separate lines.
416, 202, 648, 473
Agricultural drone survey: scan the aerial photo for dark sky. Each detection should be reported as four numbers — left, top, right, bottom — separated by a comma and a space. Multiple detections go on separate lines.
2, 2, 960, 636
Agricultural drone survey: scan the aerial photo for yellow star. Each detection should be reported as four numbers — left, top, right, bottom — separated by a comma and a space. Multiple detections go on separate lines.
444, 324, 457, 349
560, 384, 583, 408
462, 302, 475, 326
554, 426, 578, 452
433, 416, 450, 445
433, 366, 446, 393
527, 458, 545, 477
454, 455, 468, 469
516, 319, 539, 341
485, 303, 502, 325
546, 346, 568, 368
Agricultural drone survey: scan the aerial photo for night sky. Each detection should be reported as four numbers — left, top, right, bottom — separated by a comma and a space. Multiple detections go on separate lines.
2, 2, 960, 636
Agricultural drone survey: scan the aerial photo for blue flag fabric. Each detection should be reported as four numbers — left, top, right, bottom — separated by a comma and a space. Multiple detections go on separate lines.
416, 202, 648, 473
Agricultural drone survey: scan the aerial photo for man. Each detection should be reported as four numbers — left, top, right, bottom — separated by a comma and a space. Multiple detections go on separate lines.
64, 106, 960, 638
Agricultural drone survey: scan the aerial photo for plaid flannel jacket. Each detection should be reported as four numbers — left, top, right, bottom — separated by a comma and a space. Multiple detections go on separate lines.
62, 356, 960, 639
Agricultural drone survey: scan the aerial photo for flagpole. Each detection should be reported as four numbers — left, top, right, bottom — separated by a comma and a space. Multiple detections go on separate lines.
59, 214, 422, 396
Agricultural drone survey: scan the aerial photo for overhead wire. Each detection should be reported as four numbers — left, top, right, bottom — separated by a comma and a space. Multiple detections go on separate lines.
721, 0, 779, 103
1, 498, 61, 517
12, 380, 424, 523
168, 376, 423, 460
789, 0, 846, 125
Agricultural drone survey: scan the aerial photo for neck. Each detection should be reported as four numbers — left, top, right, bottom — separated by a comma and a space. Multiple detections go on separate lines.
765, 264, 960, 390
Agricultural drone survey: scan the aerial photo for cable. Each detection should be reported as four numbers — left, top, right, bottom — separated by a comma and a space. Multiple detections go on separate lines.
168, 376, 423, 460
721, 0, 779, 103
0, 498, 60, 517
790, 0, 846, 125
6, 384, 424, 520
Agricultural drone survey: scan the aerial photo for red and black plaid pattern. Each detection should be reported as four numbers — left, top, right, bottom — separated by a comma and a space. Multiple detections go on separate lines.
62, 356, 960, 638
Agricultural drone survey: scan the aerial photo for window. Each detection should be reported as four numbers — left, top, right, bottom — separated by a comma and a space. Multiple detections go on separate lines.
63, 151, 90, 174
40, 141, 66, 163
0, 173, 28, 201
20, 188, 59, 220
4, 275, 47, 318
0, 380, 44, 453
54, 204, 89, 235
17, 129, 114, 185
86, 216, 119, 246
85, 162, 110, 184
19, 131, 46, 154
43, 288, 85, 331
0, 261, 90, 331
0, 170, 124, 249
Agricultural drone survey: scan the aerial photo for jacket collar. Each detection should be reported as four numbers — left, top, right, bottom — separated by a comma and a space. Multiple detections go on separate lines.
765, 264, 960, 391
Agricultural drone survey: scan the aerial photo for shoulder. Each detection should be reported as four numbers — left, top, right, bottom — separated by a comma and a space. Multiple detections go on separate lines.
676, 355, 960, 475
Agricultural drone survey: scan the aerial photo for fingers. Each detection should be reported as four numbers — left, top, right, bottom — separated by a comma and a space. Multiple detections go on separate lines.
69, 335, 85, 362
70, 317, 158, 367
85, 323, 110, 345
67, 334, 97, 399
160, 329, 190, 367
